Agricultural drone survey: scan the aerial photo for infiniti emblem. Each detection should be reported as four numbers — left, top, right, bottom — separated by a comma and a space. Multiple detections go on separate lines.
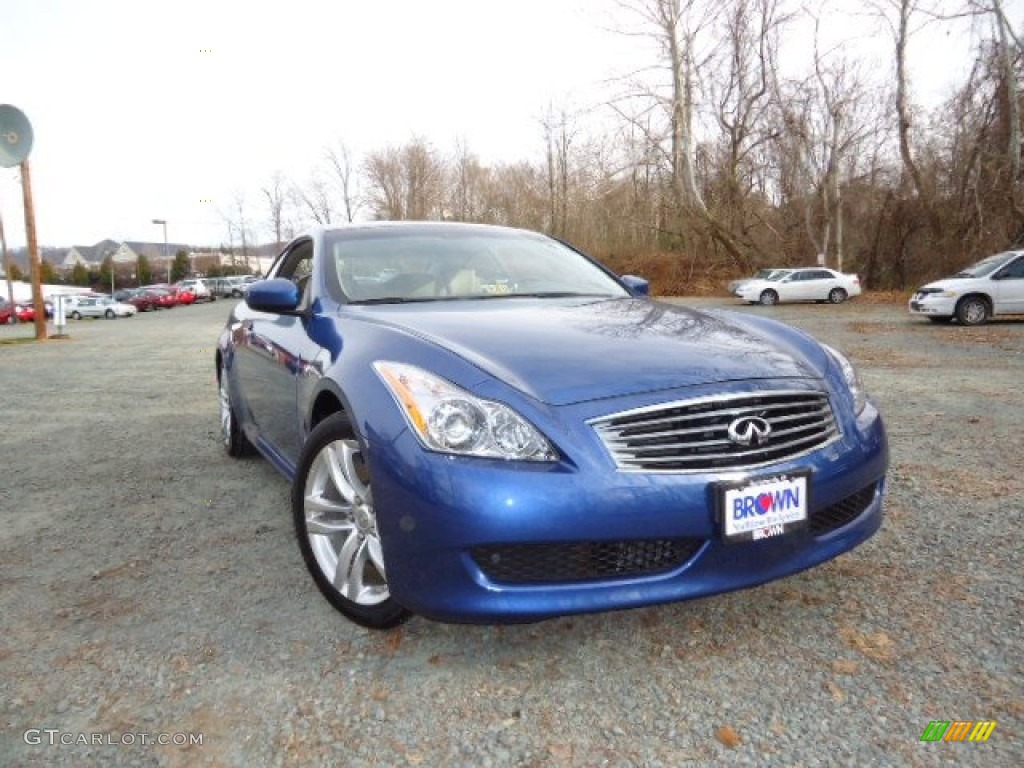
727, 416, 772, 447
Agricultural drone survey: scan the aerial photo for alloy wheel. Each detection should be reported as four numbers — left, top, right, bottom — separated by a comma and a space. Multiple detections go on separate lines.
303, 439, 390, 606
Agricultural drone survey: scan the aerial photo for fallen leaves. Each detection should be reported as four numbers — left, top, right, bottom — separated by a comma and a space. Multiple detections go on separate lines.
716, 725, 741, 748
832, 659, 859, 675
839, 626, 897, 662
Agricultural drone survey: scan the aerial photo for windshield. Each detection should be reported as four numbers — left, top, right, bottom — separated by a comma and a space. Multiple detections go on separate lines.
955, 252, 1017, 277
327, 226, 629, 303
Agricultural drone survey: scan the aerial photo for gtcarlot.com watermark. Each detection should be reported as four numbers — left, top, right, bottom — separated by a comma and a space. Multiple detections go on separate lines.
24, 729, 203, 747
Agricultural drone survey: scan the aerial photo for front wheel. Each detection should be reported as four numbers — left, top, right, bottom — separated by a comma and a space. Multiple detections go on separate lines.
105, 309, 115, 319
292, 413, 410, 630
71, 311, 81, 320
956, 296, 989, 326
828, 288, 847, 304
758, 289, 779, 306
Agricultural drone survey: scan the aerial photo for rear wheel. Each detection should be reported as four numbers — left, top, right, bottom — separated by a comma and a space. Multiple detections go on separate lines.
292, 413, 410, 630
219, 364, 254, 457
828, 288, 847, 304
956, 296, 990, 326
71, 311, 81, 320
105, 309, 115, 319
758, 289, 779, 306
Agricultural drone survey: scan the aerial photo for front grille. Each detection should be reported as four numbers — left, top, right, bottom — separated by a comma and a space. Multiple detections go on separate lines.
471, 538, 703, 584
591, 390, 839, 472
809, 484, 877, 535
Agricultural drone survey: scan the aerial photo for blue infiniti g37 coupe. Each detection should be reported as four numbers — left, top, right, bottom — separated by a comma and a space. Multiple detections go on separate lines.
216, 222, 888, 629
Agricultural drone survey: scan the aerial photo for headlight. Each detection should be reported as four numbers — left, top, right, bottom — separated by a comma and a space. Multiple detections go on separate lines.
823, 345, 866, 415
373, 361, 557, 461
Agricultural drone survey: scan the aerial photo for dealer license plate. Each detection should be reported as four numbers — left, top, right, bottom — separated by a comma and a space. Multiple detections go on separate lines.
719, 472, 809, 543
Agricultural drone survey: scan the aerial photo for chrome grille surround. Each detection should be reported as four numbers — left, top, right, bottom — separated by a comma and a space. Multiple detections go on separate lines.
590, 389, 840, 473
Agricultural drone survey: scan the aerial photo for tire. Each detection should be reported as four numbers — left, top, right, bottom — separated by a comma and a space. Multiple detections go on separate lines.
828, 288, 847, 304
758, 289, 779, 306
71, 311, 81, 320
105, 309, 115, 319
956, 296, 990, 326
219, 364, 255, 458
292, 413, 410, 629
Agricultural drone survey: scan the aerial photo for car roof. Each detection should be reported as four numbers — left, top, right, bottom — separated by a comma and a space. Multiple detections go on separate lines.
310, 220, 535, 239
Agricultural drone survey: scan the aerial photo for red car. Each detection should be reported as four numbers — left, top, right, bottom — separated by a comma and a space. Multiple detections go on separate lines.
123, 291, 157, 312
143, 288, 178, 309
1, 300, 35, 323
173, 286, 197, 305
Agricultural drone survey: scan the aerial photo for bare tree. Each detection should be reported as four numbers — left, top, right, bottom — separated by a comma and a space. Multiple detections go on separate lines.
262, 171, 289, 248
291, 172, 334, 226
220, 192, 255, 272
363, 138, 445, 220
325, 141, 361, 222
448, 138, 492, 221
611, 0, 762, 267
540, 104, 579, 236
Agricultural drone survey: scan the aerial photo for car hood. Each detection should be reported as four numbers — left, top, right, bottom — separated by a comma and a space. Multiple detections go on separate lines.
917, 276, 987, 292
736, 279, 777, 292
351, 298, 824, 406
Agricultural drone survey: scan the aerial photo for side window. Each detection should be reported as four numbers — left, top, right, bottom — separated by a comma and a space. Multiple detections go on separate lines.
998, 257, 1024, 279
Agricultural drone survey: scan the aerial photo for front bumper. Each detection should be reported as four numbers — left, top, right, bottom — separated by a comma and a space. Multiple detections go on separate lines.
369, 399, 888, 623
908, 294, 955, 317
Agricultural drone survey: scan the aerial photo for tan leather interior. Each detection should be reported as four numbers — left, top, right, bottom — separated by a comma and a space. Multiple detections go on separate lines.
447, 269, 478, 296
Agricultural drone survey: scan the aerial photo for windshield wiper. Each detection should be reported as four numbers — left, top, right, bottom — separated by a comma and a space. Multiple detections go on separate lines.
474, 291, 618, 300
349, 296, 445, 305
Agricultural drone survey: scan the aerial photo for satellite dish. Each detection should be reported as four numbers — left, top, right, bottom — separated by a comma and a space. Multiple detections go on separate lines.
0, 105, 33, 168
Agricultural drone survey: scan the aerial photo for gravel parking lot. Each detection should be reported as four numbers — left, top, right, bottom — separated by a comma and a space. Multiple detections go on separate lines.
1, 298, 1021, 767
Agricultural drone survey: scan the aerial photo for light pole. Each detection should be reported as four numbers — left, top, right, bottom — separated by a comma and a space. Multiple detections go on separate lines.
152, 218, 168, 282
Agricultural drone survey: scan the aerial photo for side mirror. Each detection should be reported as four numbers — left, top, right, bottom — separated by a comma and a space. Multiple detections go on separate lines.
620, 274, 650, 296
245, 278, 301, 313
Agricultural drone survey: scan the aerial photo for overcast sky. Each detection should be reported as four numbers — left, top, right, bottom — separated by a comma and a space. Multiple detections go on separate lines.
0, 0, 1013, 250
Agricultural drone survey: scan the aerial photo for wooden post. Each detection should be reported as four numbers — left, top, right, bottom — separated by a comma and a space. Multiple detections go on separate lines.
20, 159, 47, 340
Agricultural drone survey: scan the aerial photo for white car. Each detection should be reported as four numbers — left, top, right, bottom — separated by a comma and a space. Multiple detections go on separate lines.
909, 250, 1024, 325
727, 267, 789, 295
69, 296, 137, 319
177, 278, 214, 302
735, 267, 861, 305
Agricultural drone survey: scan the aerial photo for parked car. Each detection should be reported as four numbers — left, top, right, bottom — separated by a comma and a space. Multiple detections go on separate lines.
68, 296, 137, 319
216, 222, 888, 629
140, 287, 178, 309
727, 268, 789, 295
173, 286, 197, 305
0, 299, 17, 323
735, 267, 862, 305
908, 250, 1024, 325
1, 299, 40, 323
177, 278, 214, 302
119, 289, 156, 312
211, 275, 255, 298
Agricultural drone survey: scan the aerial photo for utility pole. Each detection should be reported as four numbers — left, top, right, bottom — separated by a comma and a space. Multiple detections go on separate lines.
21, 159, 47, 340
1, 206, 16, 323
